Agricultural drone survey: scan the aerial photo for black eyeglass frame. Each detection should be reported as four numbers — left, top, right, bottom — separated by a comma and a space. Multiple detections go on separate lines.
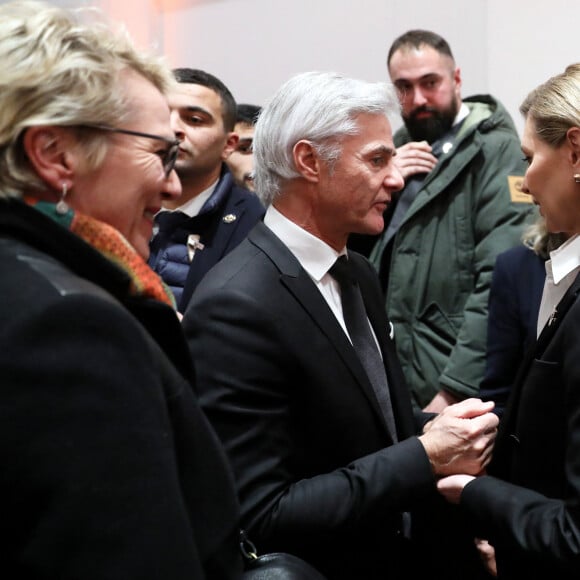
79, 124, 180, 179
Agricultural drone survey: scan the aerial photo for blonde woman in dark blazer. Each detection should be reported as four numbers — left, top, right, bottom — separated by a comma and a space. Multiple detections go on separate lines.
438, 63, 580, 579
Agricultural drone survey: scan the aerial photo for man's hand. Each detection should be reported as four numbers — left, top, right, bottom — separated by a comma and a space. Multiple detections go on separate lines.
418, 398, 498, 476
394, 141, 438, 180
474, 538, 497, 577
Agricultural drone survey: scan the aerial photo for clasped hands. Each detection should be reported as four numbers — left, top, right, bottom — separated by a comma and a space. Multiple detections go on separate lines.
419, 398, 498, 496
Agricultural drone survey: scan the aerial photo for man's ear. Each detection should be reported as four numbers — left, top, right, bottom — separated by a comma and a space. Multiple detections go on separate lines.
566, 127, 580, 169
293, 140, 320, 183
23, 126, 76, 192
453, 66, 462, 102
222, 132, 239, 160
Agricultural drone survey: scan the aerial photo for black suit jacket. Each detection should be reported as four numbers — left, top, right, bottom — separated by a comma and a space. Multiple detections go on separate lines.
183, 221, 444, 579
479, 245, 546, 415
462, 272, 580, 579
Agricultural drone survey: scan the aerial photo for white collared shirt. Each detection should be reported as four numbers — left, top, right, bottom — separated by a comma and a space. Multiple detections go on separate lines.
455, 103, 470, 127
264, 205, 387, 348
153, 180, 217, 224
264, 205, 350, 335
537, 234, 580, 336
173, 179, 218, 217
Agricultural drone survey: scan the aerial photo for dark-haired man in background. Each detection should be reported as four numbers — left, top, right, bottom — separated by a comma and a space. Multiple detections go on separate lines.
364, 30, 533, 412
149, 69, 264, 312
226, 103, 262, 193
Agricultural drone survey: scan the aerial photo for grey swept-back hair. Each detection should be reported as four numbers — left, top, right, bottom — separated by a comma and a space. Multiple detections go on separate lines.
253, 71, 400, 206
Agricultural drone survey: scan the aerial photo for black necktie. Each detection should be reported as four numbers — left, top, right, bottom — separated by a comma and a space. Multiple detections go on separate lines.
330, 256, 397, 441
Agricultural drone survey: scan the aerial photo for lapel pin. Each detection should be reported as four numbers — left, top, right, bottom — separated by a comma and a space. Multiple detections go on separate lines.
186, 234, 204, 262
223, 213, 237, 224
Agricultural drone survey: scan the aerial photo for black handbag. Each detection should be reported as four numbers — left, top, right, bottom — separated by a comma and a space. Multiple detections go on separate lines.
240, 530, 327, 580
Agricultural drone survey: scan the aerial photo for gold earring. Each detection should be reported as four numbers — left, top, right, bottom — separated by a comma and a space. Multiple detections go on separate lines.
575, 174, 580, 183
55, 182, 69, 215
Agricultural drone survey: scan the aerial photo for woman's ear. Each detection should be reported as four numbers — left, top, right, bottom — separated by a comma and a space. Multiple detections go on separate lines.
293, 140, 320, 183
566, 126, 580, 169
22, 126, 76, 192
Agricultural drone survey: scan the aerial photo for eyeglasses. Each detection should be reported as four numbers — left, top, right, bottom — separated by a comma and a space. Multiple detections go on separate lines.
80, 124, 180, 179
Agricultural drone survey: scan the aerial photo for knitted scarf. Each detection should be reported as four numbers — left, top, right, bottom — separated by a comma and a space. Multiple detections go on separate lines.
25, 197, 176, 308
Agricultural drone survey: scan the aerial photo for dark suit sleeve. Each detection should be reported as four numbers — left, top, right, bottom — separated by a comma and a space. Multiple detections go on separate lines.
460, 310, 580, 572
183, 285, 434, 542
0, 294, 207, 579
462, 473, 580, 572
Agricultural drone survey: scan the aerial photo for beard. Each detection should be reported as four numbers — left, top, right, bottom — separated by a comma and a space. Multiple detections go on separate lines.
403, 100, 459, 144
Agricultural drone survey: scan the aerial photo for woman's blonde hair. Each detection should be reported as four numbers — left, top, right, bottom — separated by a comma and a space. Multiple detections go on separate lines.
522, 213, 568, 259
0, 0, 176, 198
520, 63, 580, 148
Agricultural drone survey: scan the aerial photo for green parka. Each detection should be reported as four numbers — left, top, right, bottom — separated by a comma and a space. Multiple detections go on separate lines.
371, 95, 534, 408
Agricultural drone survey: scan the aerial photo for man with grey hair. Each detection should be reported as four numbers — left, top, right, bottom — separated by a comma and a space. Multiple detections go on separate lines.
182, 71, 498, 580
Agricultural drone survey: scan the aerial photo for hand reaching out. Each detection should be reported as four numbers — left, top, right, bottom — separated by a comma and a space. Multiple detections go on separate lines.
436, 474, 475, 503
474, 538, 497, 577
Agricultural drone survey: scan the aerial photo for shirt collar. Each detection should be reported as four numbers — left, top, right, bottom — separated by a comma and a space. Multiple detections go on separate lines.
175, 179, 219, 217
547, 234, 580, 284
454, 103, 470, 126
264, 205, 344, 280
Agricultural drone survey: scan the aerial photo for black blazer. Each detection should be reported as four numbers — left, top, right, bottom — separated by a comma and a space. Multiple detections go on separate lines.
183, 221, 444, 579
462, 272, 580, 579
0, 200, 242, 580
479, 245, 546, 415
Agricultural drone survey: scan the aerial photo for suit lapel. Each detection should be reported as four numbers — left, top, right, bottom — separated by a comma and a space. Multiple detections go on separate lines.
497, 272, 580, 454
180, 197, 248, 309
535, 273, 580, 353
248, 224, 394, 436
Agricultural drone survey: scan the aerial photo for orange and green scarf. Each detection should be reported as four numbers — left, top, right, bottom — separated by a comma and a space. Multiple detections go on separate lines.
25, 197, 176, 309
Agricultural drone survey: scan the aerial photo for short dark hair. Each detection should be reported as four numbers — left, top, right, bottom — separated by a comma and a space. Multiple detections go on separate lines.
387, 30, 454, 67
173, 68, 237, 131
236, 103, 262, 126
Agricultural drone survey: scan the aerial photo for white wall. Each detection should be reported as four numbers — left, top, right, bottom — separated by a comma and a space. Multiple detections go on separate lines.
3, 0, 579, 136
487, 0, 580, 136
161, 0, 487, 133
160, 0, 580, 136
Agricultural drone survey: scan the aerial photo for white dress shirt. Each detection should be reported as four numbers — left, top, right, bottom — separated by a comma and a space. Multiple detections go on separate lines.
264, 205, 386, 348
170, 179, 217, 218
537, 234, 580, 337
264, 205, 349, 334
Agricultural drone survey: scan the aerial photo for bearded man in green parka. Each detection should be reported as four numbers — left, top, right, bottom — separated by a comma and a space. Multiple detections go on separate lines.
370, 30, 534, 412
